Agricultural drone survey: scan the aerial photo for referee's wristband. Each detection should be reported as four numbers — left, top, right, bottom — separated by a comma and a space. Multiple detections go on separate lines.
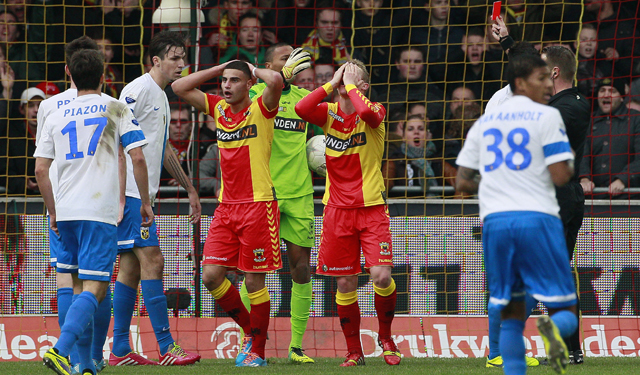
322, 82, 334, 94
345, 84, 357, 93
500, 35, 515, 52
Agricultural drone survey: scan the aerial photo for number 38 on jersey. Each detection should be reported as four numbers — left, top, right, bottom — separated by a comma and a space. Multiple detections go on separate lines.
483, 127, 532, 172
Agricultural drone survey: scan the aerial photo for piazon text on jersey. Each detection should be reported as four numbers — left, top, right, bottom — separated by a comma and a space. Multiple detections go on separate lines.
274, 117, 305, 132
477, 110, 544, 124
325, 132, 367, 152
63, 104, 107, 117
216, 124, 258, 142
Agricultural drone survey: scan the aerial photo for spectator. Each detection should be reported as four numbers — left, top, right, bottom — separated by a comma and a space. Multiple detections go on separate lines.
629, 78, 640, 112
219, 12, 266, 66
446, 27, 501, 104
381, 111, 406, 191
205, 0, 257, 54
387, 46, 444, 119
196, 83, 220, 158
447, 85, 477, 117
441, 103, 481, 190
301, 7, 350, 66
7, 87, 45, 195
580, 78, 640, 196
261, 0, 317, 47
389, 114, 439, 194
88, 28, 123, 98
314, 60, 335, 101
0, 43, 14, 122
161, 103, 193, 186
35, 82, 61, 99
352, 0, 393, 85
293, 66, 315, 91
199, 143, 220, 198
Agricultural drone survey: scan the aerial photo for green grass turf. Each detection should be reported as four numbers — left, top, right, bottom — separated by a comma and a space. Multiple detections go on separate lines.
5, 357, 639, 375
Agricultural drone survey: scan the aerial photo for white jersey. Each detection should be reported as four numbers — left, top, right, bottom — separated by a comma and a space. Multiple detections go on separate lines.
119, 73, 170, 201
456, 95, 573, 220
485, 85, 513, 112
34, 94, 147, 225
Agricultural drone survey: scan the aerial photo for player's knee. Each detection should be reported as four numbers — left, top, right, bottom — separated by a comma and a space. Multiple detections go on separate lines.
56, 272, 73, 289
371, 268, 392, 289
139, 249, 164, 278
202, 268, 225, 291
291, 262, 311, 283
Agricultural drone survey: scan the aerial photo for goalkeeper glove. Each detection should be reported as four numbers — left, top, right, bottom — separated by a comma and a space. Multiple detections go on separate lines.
281, 48, 312, 82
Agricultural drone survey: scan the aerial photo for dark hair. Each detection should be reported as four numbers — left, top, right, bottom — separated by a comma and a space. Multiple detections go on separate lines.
395, 46, 425, 62
264, 42, 291, 63
466, 27, 484, 39
224, 60, 252, 79
238, 10, 262, 28
541, 45, 576, 82
403, 114, 428, 131
86, 27, 115, 44
315, 4, 341, 23
69, 49, 104, 91
507, 41, 538, 59
507, 54, 548, 93
446, 102, 481, 138
149, 31, 186, 61
387, 111, 406, 134
65, 36, 99, 66
169, 102, 192, 113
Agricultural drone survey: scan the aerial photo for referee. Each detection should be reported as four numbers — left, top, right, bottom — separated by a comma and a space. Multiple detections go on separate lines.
540, 45, 591, 365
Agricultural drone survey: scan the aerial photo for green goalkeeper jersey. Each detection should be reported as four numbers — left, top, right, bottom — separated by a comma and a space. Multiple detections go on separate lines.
250, 82, 313, 199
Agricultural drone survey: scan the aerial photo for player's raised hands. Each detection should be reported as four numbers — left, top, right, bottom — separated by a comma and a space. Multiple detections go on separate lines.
329, 63, 347, 88
140, 203, 154, 227
281, 48, 312, 83
342, 63, 360, 86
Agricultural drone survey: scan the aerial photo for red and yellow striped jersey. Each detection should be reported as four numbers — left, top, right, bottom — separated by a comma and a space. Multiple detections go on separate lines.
296, 85, 387, 208
205, 93, 278, 204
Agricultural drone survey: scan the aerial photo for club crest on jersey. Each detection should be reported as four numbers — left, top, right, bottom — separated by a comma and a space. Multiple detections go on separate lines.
244, 109, 251, 117
278, 106, 287, 112
322, 264, 328, 272
379, 242, 390, 256
140, 227, 150, 240
125, 93, 137, 104
253, 248, 266, 262
132, 119, 139, 126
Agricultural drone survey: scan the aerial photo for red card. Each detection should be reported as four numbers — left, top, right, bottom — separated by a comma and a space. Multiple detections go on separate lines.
492, 1, 502, 21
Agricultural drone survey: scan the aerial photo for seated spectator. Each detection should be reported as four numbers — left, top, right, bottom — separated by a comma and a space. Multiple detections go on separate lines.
629, 78, 640, 112
352, 0, 392, 85
219, 12, 266, 66
314, 60, 335, 102
0, 43, 14, 123
197, 82, 220, 158
580, 78, 640, 196
293, 66, 315, 91
381, 111, 405, 191
441, 102, 481, 190
446, 27, 502, 104
199, 143, 220, 198
88, 28, 123, 98
261, 0, 317, 47
7, 87, 45, 195
161, 103, 193, 186
388, 115, 439, 194
447, 85, 477, 118
301, 7, 350, 66
387, 46, 444, 118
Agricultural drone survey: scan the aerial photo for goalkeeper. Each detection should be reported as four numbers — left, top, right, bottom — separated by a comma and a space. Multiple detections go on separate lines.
239, 43, 316, 364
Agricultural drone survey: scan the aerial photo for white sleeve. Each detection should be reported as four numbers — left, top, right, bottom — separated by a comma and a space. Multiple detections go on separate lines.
456, 121, 482, 171
119, 106, 148, 153
35, 101, 48, 147
541, 109, 573, 166
33, 117, 55, 159
120, 82, 145, 118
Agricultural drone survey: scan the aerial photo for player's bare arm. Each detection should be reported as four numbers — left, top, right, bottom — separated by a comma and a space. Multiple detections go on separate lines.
35, 157, 57, 234
295, 65, 347, 125
342, 63, 385, 127
128, 147, 155, 226
163, 144, 202, 224
548, 161, 574, 187
246, 61, 283, 111
171, 61, 234, 112
456, 166, 480, 194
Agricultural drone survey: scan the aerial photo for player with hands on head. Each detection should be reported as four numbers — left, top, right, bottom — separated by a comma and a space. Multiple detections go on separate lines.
239, 43, 316, 364
295, 60, 400, 367
110, 30, 202, 368
38, 48, 152, 375
172, 57, 283, 368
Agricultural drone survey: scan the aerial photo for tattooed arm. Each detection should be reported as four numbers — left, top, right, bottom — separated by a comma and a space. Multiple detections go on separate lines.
456, 166, 480, 195
163, 144, 202, 224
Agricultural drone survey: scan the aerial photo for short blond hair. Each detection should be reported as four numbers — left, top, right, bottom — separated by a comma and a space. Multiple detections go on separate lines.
347, 59, 370, 84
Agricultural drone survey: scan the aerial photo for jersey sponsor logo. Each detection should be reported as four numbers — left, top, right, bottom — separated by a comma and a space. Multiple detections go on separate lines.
140, 227, 150, 240
217, 124, 258, 142
253, 264, 268, 269
153, 106, 160, 111
274, 117, 305, 132
63, 104, 107, 117
205, 255, 228, 261
327, 265, 353, 271
132, 119, 139, 126
253, 248, 266, 262
125, 96, 136, 104
328, 109, 344, 123
325, 132, 367, 152
379, 242, 390, 256
378, 259, 393, 263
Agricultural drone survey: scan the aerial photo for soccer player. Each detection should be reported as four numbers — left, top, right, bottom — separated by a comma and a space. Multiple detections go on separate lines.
172, 60, 283, 367
36, 36, 116, 374
236, 43, 315, 364
110, 31, 202, 366
37, 49, 152, 375
295, 61, 401, 367
456, 54, 578, 375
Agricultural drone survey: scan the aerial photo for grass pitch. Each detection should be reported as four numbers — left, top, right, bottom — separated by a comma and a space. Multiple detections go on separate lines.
6, 357, 638, 375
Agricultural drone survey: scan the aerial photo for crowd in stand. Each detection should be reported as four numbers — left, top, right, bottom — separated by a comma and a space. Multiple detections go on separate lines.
0, 0, 638, 198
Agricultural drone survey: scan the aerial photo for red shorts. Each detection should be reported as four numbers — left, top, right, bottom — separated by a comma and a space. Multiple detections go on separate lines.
203, 201, 281, 273
317, 205, 393, 276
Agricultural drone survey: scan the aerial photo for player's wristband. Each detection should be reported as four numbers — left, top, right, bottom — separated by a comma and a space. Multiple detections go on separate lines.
322, 82, 334, 94
345, 84, 357, 93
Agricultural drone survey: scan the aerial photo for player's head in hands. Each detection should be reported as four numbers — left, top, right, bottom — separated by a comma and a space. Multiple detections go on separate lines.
148, 30, 186, 85
68, 49, 104, 92
221, 60, 253, 104
264, 42, 293, 72
506, 54, 552, 104
338, 59, 369, 97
